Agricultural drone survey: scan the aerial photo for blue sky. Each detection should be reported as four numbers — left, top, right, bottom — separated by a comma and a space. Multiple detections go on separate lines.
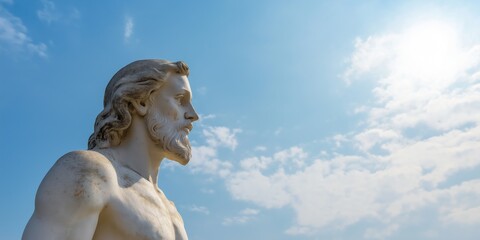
1, 0, 480, 239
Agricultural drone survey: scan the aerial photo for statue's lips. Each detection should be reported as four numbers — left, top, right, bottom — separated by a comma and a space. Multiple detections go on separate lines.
183, 124, 193, 134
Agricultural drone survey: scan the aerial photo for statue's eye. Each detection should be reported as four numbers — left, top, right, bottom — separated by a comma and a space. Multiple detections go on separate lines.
175, 95, 184, 104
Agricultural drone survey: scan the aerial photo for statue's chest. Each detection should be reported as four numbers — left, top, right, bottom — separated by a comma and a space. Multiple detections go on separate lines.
103, 177, 187, 240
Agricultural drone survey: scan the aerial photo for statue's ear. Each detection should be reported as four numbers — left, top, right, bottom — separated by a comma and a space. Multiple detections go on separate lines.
130, 99, 148, 117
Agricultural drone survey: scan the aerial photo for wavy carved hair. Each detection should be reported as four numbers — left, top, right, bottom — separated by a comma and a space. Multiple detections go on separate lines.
88, 59, 190, 149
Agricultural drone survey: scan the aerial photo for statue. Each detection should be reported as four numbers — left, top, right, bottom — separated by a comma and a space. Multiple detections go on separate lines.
23, 59, 199, 240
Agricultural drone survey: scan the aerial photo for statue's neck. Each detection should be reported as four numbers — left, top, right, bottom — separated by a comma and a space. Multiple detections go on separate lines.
106, 115, 164, 186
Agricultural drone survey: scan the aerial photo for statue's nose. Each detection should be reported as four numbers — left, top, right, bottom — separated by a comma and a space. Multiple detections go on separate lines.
184, 104, 199, 122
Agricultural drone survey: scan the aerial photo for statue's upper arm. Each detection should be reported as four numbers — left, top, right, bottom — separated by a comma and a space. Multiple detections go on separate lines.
23, 151, 114, 240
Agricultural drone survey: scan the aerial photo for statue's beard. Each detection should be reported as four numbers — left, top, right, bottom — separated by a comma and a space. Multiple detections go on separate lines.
145, 111, 192, 165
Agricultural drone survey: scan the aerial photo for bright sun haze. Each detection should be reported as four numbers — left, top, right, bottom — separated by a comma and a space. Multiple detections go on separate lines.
396, 20, 463, 84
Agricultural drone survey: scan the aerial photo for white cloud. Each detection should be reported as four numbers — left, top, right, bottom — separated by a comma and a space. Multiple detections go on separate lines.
353, 128, 401, 152
200, 188, 215, 194
343, 34, 397, 84
222, 215, 249, 225
227, 169, 291, 209
225, 131, 480, 235
190, 145, 232, 177
273, 146, 308, 169
37, 0, 59, 23
443, 206, 480, 225
364, 224, 399, 240
240, 156, 271, 170
332, 134, 348, 147
167, 125, 240, 177
345, 21, 480, 134
254, 145, 267, 152
186, 205, 210, 215
237, 147, 308, 172
240, 208, 259, 215
198, 113, 216, 121
124, 16, 133, 41
203, 126, 241, 150
0, 6, 47, 57
222, 208, 259, 225
285, 225, 316, 236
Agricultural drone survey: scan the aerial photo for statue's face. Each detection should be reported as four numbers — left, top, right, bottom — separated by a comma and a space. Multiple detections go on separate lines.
145, 73, 199, 165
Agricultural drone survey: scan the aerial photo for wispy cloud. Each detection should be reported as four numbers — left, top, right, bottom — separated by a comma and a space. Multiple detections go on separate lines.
254, 145, 267, 152
36, 1, 81, 25
37, 0, 59, 24
124, 16, 133, 41
197, 86, 207, 95
198, 113, 216, 121
186, 205, 210, 215
0, 5, 47, 57
222, 208, 259, 225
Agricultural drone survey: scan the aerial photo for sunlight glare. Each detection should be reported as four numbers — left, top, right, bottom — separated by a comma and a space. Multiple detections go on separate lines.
395, 20, 463, 88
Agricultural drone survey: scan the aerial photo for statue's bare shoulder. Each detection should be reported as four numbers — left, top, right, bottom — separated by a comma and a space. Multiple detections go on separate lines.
39, 150, 115, 205
23, 150, 115, 240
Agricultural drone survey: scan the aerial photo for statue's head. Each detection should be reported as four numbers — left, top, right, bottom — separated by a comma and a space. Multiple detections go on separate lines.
88, 59, 199, 165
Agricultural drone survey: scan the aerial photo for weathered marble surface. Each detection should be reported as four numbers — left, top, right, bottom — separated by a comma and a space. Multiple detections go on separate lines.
23, 59, 199, 240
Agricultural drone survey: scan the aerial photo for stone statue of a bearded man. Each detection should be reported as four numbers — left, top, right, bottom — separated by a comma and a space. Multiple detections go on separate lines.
23, 59, 199, 240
